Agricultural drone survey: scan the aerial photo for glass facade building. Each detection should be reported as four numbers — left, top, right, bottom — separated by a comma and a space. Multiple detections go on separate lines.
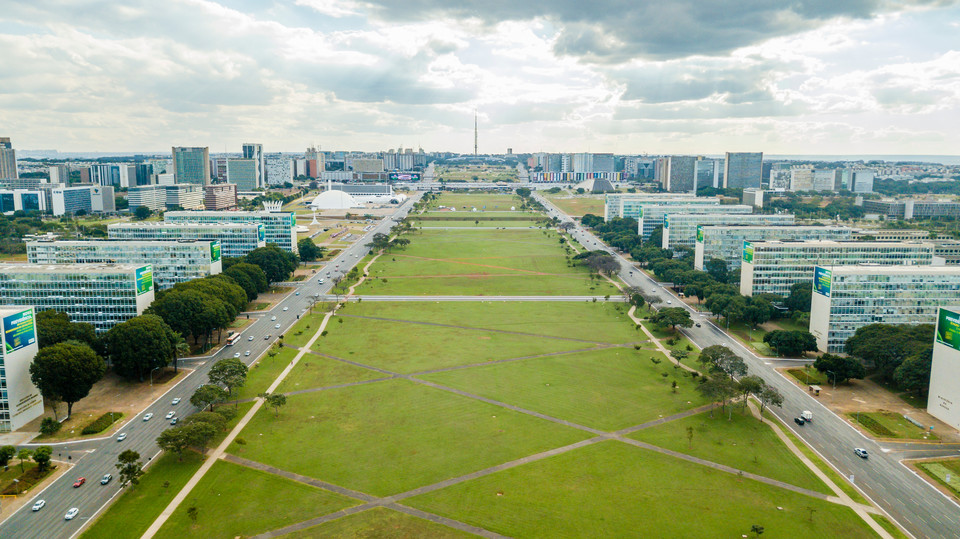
810, 266, 960, 352
660, 208, 779, 249
740, 240, 939, 297
0, 263, 154, 334
603, 193, 701, 221
27, 239, 222, 290
108, 222, 264, 258
164, 210, 298, 253
694, 225, 854, 271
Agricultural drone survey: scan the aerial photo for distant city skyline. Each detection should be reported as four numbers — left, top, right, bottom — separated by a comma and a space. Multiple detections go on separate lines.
2, 1, 959, 154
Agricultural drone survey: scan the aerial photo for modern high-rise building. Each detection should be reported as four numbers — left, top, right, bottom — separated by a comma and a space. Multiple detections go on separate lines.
723, 152, 762, 189
305, 147, 324, 178
108, 222, 265, 258
789, 166, 814, 191
740, 240, 939, 297
602, 193, 702, 221
741, 188, 764, 208
0, 190, 47, 213
811, 169, 840, 192
928, 306, 960, 430
809, 266, 960, 353
51, 185, 114, 216
227, 159, 258, 191
204, 184, 238, 210
695, 158, 724, 189
662, 211, 793, 250
694, 225, 854, 271
265, 155, 295, 185
0, 263, 155, 334
164, 210, 298, 253
242, 143, 265, 189
48, 164, 70, 184
0, 306, 44, 432
639, 203, 751, 239
769, 168, 791, 191
0, 138, 17, 181
27, 239, 222, 290
657, 156, 697, 193
164, 184, 203, 210
127, 185, 166, 211
172, 147, 211, 185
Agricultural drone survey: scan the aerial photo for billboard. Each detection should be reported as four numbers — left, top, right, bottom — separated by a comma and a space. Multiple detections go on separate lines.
936, 307, 960, 351
3, 308, 36, 354
388, 172, 421, 182
210, 241, 221, 262
135, 265, 153, 295
742, 241, 754, 263
257, 223, 266, 242
290, 213, 296, 227
696, 225, 704, 243
638, 207, 643, 218
813, 266, 832, 297
663, 215, 669, 229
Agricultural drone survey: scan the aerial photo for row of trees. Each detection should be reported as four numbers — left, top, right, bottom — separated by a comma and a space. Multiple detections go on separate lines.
696, 345, 784, 421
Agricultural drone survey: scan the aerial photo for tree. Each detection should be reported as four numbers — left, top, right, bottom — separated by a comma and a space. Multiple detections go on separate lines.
244, 245, 298, 283
297, 238, 325, 262
17, 449, 31, 472
133, 205, 152, 220
894, 343, 933, 396
182, 411, 227, 432
515, 187, 531, 198
30, 341, 106, 417
366, 232, 390, 252
742, 297, 774, 328
784, 282, 812, 313
208, 358, 248, 396
229, 262, 269, 294
156, 427, 192, 462
813, 354, 866, 385
699, 345, 737, 372
35, 310, 98, 350
116, 449, 144, 487
630, 293, 646, 309
104, 314, 177, 382
40, 417, 61, 436
32, 446, 52, 473
705, 258, 729, 284
260, 392, 287, 417
190, 385, 227, 411
183, 422, 218, 453
763, 330, 818, 358
0, 446, 15, 467
845, 323, 933, 380
697, 374, 740, 417
738, 375, 765, 410
757, 385, 784, 421
650, 308, 693, 332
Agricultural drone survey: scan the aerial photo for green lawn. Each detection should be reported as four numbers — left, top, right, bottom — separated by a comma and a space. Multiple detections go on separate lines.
230, 379, 589, 497
407, 441, 877, 538
786, 367, 829, 386
277, 353, 386, 392
727, 320, 775, 356
850, 411, 939, 441
420, 211, 538, 218
544, 195, 604, 217
82, 451, 206, 539
284, 310, 331, 348
415, 220, 541, 228
231, 347, 298, 401
871, 514, 911, 539
630, 409, 831, 494
917, 458, 960, 498
434, 193, 521, 209
155, 460, 357, 539
420, 348, 707, 431
279, 507, 475, 538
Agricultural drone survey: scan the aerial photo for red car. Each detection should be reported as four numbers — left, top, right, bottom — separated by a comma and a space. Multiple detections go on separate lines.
73, 477, 86, 488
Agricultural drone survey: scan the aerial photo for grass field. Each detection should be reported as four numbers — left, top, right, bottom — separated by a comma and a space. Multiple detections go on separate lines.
155, 460, 357, 539
630, 409, 830, 494
277, 353, 386, 392
415, 220, 542, 228
407, 441, 877, 538
544, 194, 605, 217
421, 348, 706, 431
917, 458, 960, 498
786, 367, 829, 386
433, 192, 521, 209
279, 507, 475, 538
850, 411, 939, 440
231, 347, 298, 401
283, 311, 328, 348
230, 379, 589, 497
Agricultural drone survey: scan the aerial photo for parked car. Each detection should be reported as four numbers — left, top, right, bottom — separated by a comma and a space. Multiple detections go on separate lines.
171, 397, 181, 405
31, 500, 45, 512
64, 508, 79, 520
100, 474, 112, 485
265, 334, 271, 340
142, 413, 153, 421
116, 432, 127, 442
73, 477, 86, 488
854, 448, 869, 459
165, 411, 175, 419
695, 323, 702, 328
295, 291, 300, 295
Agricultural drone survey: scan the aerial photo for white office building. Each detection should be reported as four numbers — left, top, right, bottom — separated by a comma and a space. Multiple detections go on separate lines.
647, 205, 755, 243
0, 190, 47, 213
603, 193, 702, 222
128, 185, 166, 211
741, 240, 939, 297
164, 210, 297, 253
662, 209, 785, 250
0, 306, 44, 432
694, 225, 854, 271
51, 185, 115, 216
810, 266, 960, 353
108, 222, 265, 258
27, 239, 223, 290
928, 306, 960, 431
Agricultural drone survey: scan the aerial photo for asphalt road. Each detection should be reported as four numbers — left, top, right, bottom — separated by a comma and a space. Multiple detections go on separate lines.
534, 192, 960, 539
0, 195, 419, 539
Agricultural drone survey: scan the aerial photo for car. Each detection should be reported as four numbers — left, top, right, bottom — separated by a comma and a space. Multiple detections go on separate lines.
283, 307, 288, 311
271, 316, 277, 321
245, 350, 251, 356
142, 413, 153, 421
31, 500, 45, 512
666, 300, 672, 304
165, 411, 175, 419
100, 474, 112, 485
170, 417, 179, 425
854, 448, 869, 459
171, 397, 181, 405
295, 291, 300, 296
695, 323, 701, 328
248, 335, 254, 341
319, 279, 325, 284
794, 417, 805, 425
73, 477, 86, 488
117, 432, 127, 442
265, 334, 271, 340
275, 323, 281, 329
64, 508, 79, 520
233, 352, 241, 358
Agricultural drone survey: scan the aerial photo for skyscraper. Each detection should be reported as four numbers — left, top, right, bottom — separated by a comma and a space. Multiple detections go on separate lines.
723, 152, 763, 189
227, 159, 258, 191
0, 138, 18, 181
242, 143, 265, 188
172, 147, 211, 185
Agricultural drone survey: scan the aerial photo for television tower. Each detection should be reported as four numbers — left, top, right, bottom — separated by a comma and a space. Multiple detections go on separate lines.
474, 109, 478, 156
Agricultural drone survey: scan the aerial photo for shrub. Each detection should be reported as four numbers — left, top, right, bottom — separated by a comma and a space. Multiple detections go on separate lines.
81, 413, 122, 435
40, 417, 61, 436
854, 414, 895, 437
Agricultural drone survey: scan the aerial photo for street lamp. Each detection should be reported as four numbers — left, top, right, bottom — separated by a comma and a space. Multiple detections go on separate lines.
150, 366, 162, 386
826, 370, 837, 390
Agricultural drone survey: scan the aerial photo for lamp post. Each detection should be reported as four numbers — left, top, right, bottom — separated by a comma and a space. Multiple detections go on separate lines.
150, 366, 162, 386
826, 370, 837, 390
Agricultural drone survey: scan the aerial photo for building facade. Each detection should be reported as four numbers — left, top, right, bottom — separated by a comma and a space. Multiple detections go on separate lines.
658, 156, 697, 193
723, 152, 762, 189
172, 146, 211, 185
204, 184, 238, 210
0, 190, 47, 213
0, 263, 155, 334
928, 306, 960, 431
638, 203, 751, 240
0, 138, 17, 181
164, 210, 297, 253
810, 266, 960, 353
27, 239, 222, 290
226, 159, 258, 191
694, 225, 854, 271
740, 240, 939, 297
127, 185, 166, 211
51, 185, 115, 216
242, 143, 265, 189
0, 306, 44, 432
164, 184, 203, 210
108, 222, 264, 258
662, 211, 792, 250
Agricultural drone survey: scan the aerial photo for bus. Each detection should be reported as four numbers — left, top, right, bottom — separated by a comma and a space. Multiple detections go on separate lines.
226, 333, 243, 346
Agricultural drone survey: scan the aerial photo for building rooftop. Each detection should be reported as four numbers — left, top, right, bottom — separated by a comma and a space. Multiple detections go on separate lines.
819, 264, 960, 276
109, 222, 258, 229
164, 210, 291, 217
0, 262, 145, 274
748, 239, 933, 247
27, 239, 211, 246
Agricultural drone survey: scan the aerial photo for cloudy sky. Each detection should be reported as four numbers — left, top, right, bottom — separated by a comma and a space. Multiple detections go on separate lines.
2, 0, 959, 155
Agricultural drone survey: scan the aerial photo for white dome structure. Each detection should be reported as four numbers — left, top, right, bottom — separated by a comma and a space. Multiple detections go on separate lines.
309, 190, 361, 210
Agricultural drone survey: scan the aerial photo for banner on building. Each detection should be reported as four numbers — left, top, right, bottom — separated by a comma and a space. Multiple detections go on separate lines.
936, 307, 960, 351
3, 308, 35, 354
696, 225, 704, 243
813, 266, 832, 297
742, 241, 754, 263
210, 241, 221, 262
136, 265, 154, 295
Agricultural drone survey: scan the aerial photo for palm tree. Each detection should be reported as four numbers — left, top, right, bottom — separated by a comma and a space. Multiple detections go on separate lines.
171, 333, 190, 373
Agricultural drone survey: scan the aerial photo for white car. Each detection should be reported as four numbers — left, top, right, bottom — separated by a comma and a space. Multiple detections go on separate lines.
165, 411, 175, 419
248, 335, 254, 341
65, 508, 79, 520
319, 279, 325, 284
275, 323, 281, 329
245, 350, 251, 356
31, 500, 45, 512
171, 397, 181, 405
142, 413, 153, 421
233, 352, 241, 358
295, 291, 300, 295
271, 316, 277, 321
117, 432, 127, 442
283, 307, 288, 311
666, 300, 672, 304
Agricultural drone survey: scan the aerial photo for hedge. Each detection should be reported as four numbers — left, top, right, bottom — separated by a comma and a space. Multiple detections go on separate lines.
81, 412, 123, 435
